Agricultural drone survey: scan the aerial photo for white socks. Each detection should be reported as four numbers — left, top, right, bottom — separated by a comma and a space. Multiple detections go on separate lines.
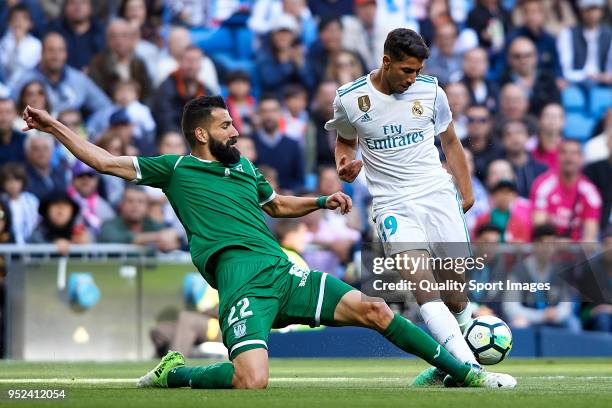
452, 302, 474, 335
420, 301, 478, 365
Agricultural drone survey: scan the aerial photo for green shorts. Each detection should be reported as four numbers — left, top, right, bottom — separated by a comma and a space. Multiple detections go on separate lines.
214, 249, 353, 360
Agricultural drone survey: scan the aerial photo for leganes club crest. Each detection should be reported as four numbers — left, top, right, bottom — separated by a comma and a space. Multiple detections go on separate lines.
358, 95, 371, 112
233, 320, 246, 338
412, 101, 423, 116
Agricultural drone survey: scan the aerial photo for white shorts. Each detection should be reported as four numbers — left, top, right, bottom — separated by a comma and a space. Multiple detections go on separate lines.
374, 184, 472, 259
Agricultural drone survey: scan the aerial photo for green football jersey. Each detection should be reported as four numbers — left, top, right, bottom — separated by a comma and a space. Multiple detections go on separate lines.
133, 154, 287, 287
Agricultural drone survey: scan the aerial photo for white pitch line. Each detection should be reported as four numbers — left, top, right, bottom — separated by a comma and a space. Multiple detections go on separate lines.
0, 377, 405, 385
1, 376, 611, 385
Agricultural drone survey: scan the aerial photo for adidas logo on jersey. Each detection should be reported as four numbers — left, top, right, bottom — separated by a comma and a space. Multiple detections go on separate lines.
360, 113, 372, 123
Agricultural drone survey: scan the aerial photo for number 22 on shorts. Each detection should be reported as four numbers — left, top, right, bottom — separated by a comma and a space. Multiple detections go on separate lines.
228, 297, 253, 326
378, 215, 398, 242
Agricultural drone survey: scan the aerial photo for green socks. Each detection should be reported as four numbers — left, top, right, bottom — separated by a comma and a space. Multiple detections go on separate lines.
167, 362, 235, 389
382, 313, 471, 381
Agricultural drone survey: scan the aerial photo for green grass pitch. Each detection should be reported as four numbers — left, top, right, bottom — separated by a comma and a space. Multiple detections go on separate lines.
1, 358, 611, 408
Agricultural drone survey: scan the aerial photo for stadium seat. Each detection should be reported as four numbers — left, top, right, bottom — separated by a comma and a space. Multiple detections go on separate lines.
564, 113, 596, 141
236, 27, 254, 60
589, 86, 612, 119
562, 86, 587, 113
190, 27, 234, 55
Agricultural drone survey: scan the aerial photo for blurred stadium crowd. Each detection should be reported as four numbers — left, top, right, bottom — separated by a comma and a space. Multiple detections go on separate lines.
0, 0, 611, 350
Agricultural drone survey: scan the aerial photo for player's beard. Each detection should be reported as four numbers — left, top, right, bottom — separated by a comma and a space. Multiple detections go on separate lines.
209, 136, 241, 165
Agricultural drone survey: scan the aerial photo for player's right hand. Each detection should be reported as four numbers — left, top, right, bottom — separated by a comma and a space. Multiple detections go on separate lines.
22, 105, 56, 134
337, 155, 363, 183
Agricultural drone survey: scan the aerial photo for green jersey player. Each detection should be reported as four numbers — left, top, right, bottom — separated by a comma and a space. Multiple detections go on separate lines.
21, 97, 515, 390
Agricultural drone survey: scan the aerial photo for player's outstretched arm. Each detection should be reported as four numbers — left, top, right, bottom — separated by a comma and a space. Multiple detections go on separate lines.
22, 105, 136, 181
335, 136, 363, 183
439, 123, 474, 213
263, 192, 352, 218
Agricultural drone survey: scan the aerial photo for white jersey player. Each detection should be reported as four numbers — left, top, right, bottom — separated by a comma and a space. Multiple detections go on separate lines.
326, 28, 479, 386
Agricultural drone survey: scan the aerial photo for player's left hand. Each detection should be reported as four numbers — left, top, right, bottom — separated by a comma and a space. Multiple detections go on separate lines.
325, 192, 352, 215
462, 196, 475, 213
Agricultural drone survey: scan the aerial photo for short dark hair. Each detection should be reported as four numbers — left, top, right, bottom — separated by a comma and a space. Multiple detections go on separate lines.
318, 16, 342, 34
0, 162, 27, 188
226, 70, 251, 84
475, 223, 503, 238
384, 28, 429, 61
532, 224, 557, 241
8, 4, 31, 21
274, 219, 303, 242
283, 84, 307, 99
181, 96, 227, 147
259, 94, 280, 106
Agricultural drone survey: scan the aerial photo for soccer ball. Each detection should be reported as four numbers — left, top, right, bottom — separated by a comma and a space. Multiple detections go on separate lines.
465, 315, 513, 365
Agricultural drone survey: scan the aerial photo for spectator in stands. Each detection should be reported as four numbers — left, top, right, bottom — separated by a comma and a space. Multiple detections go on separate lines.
15, 80, 52, 129
531, 139, 602, 242
584, 132, 612, 232
117, 0, 160, 72
503, 223, 582, 332
424, 22, 465, 85
475, 180, 533, 242
158, 130, 189, 156
23, 132, 67, 200
274, 218, 309, 268
256, 14, 315, 95
0, 163, 39, 244
533, 0, 577, 36
27, 191, 90, 254
305, 80, 338, 172
578, 226, 612, 332
485, 159, 516, 191
249, 0, 318, 47
57, 108, 87, 144
0, 97, 26, 164
154, 26, 219, 93
307, 0, 353, 19
95, 131, 126, 207
0, 4, 41, 86
0, 198, 11, 355
68, 161, 115, 236
501, 120, 548, 198
463, 148, 490, 232
324, 49, 365, 86
225, 71, 256, 137
88, 18, 152, 104
46, 0, 105, 70
341, 0, 394, 71
154, 45, 212, 134
235, 136, 257, 163
13, 32, 112, 116
105, 107, 144, 156
307, 17, 344, 86
462, 104, 504, 181
584, 107, 612, 164
466, 0, 512, 53
253, 95, 304, 192
531, 103, 564, 171
500, 36, 561, 115
493, 83, 538, 138
557, 0, 612, 85
301, 169, 361, 279
470, 223, 505, 317
98, 185, 180, 251
143, 133, 188, 245
505, 0, 562, 80
460, 47, 498, 111
282, 84, 309, 144
86, 80, 155, 145
445, 82, 470, 140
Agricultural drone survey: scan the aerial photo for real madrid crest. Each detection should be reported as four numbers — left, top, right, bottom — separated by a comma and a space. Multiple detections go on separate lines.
358, 95, 371, 112
412, 101, 423, 116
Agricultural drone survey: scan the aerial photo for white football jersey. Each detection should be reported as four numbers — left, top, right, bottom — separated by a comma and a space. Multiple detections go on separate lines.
325, 73, 453, 214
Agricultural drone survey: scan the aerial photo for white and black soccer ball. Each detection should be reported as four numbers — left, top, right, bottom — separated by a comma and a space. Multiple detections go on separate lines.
465, 315, 513, 365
